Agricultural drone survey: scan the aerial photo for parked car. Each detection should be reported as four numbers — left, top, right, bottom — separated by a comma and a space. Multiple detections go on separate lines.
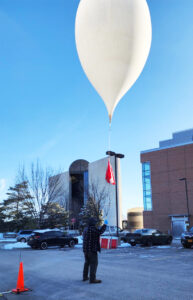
27, 230, 78, 250
125, 228, 173, 246
102, 225, 119, 236
102, 225, 129, 240
62, 229, 80, 237
119, 230, 131, 241
3, 232, 17, 238
181, 227, 193, 248
16, 230, 34, 242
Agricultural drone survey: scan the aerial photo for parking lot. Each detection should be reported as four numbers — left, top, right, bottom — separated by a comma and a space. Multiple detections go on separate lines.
0, 241, 193, 300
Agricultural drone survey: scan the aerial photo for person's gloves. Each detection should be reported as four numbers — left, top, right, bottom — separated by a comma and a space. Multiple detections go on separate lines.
104, 219, 108, 225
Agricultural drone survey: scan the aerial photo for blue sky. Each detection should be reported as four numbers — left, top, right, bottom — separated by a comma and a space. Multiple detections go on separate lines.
0, 0, 193, 217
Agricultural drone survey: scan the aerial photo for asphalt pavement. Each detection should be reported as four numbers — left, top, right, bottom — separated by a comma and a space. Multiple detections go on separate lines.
0, 241, 193, 300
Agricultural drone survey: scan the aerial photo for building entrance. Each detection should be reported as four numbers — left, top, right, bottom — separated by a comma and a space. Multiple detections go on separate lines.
71, 173, 84, 216
69, 159, 89, 228
171, 216, 188, 238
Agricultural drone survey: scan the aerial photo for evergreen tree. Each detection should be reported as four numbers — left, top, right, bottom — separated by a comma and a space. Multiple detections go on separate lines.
42, 202, 69, 229
0, 202, 5, 231
3, 181, 35, 230
79, 197, 103, 228
79, 181, 111, 229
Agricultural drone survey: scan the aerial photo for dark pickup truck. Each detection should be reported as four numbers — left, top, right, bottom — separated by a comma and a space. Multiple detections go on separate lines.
124, 228, 173, 247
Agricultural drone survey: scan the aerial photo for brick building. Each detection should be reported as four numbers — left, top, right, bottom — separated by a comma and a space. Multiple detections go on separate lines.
141, 129, 193, 237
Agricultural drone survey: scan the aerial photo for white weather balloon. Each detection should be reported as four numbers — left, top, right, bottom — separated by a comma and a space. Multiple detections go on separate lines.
75, 0, 152, 121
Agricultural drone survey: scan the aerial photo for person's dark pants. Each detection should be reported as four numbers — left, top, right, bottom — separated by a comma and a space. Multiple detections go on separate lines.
83, 252, 98, 281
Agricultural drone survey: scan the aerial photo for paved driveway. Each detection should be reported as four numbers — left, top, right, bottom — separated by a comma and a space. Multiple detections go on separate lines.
0, 243, 193, 300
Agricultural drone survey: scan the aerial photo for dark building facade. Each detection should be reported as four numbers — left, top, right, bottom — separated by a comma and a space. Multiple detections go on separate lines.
69, 159, 89, 219
141, 129, 193, 237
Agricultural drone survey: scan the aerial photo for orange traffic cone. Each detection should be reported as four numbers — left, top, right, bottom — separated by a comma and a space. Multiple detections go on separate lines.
12, 262, 29, 294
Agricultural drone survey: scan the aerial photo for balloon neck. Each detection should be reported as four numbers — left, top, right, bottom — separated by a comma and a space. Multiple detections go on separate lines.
109, 115, 112, 125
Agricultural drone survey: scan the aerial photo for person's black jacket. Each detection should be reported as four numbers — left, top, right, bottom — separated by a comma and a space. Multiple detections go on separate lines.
83, 224, 106, 253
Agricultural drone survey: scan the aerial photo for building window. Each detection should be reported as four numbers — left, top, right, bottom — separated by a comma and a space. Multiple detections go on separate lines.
142, 162, 152, 211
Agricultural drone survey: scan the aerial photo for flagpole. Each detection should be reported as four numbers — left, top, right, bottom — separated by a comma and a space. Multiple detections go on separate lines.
114, 155, 119, 238
106, 151, 125, 237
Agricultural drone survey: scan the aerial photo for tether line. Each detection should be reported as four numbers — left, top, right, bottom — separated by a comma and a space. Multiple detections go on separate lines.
108, 119, 112, 152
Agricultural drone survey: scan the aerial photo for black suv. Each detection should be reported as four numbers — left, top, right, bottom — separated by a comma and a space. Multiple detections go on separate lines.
181, 227, 193, 248
28, 230, 78, 250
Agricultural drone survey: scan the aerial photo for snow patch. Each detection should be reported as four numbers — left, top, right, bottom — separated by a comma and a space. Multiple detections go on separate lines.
75, 244, 83, 248
3, 242, 30, 250
156, 246, 171, 249
33, 228, 60, 233
119, 242, 131, 248
139, 255, 151, 258
0, 238, 17, 242
75, 236, 83, 244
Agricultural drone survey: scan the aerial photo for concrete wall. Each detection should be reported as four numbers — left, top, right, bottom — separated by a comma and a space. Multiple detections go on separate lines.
159, 129, 193, 148
89, 156, 122, 227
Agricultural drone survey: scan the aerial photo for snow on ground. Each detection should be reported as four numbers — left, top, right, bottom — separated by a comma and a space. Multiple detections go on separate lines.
156, 245, 172, 249
71, 235, 83, 248
75, 244, 83, 248
119, 242, 131, 248
139, 254, 155, 258
32, 228, 60, 233
0, 238, 17, 242
3, 242, 30, 250
75, 235, 83, 244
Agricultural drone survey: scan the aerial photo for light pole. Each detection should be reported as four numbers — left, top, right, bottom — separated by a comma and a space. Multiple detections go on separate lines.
106, 151, 125, 237
179, 177, 190, 228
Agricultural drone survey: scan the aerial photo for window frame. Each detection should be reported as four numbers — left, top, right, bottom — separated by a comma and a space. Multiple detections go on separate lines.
142, 162, 153, 211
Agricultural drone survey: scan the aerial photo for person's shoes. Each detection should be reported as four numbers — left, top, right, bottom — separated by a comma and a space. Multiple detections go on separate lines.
90, 279, 102, 284
82, 277, 89, 281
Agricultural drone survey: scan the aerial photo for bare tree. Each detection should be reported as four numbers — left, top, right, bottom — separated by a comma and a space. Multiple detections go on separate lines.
79, 179, 111, 227
49, 174, 69, 210
17, 160, 68, 228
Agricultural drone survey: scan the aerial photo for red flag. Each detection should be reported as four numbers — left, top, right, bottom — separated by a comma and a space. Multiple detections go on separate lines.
105, 160, 116, 185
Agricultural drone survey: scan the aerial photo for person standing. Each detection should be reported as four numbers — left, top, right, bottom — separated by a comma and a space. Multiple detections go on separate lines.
83, 218, 107, 283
